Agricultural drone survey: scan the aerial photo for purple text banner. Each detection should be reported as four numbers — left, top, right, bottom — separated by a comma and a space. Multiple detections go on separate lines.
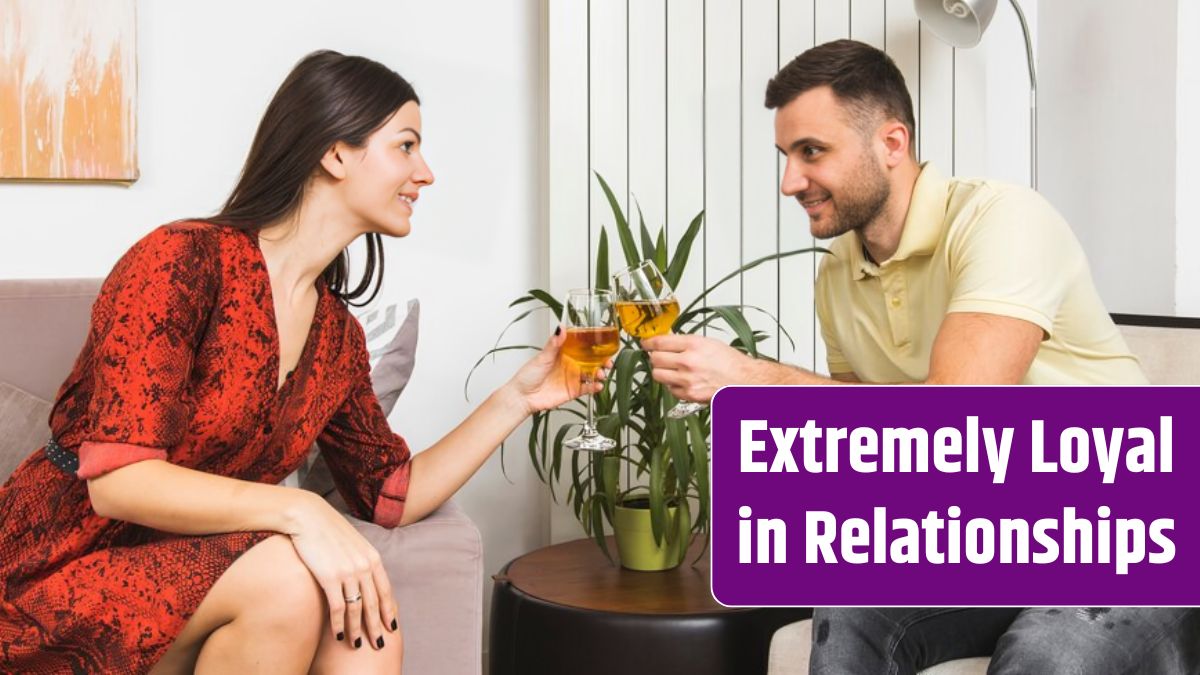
709, 386, 1198, 606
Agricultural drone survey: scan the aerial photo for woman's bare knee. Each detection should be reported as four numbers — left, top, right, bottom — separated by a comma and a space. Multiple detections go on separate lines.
229, 535, 324, 630
152, 535, 323, 672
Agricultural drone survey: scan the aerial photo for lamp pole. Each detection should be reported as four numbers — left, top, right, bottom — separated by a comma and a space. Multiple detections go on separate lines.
1006, 0, 1038, 190
922, 0, 1039, 190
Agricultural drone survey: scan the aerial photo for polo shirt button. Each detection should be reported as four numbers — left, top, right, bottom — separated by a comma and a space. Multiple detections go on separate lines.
891, 296, 902, 308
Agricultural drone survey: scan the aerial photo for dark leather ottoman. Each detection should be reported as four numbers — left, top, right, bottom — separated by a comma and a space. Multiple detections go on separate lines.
489, 537, 811, 675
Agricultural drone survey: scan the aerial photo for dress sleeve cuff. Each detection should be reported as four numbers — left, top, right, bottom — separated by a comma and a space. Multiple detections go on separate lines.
77, 441, 168, 480
372, 461, 412, 528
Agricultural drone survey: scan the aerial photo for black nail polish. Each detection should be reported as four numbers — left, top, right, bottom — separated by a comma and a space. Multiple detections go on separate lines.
554, 326, 561, 336
391, 618, 398, 631
354, 637, 363, 649
376, 636, 385, 649
336, 631, 345, 641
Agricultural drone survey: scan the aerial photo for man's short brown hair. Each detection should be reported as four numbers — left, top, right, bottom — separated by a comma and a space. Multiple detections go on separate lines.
765, 39, 915, 151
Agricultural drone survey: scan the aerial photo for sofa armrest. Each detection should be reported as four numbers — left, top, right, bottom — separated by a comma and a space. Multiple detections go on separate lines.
342, 499, 484, 675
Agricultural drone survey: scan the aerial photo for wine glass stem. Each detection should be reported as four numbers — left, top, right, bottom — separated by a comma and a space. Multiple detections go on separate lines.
583, 373, 595, 433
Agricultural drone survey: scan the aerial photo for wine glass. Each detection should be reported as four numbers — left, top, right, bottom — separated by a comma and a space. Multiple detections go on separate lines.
612, 261, 705, 419
561, 289, 620, 452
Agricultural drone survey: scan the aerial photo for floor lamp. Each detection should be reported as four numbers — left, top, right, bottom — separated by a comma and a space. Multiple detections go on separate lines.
914, 0, 1038, 190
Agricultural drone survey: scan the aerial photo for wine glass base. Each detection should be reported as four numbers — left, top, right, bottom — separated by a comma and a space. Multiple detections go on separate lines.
564, 431, 617, 452
666, 401, 707, 419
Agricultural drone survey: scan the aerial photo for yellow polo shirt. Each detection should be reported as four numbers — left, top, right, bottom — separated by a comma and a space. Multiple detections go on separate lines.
815, 163, 1146, 384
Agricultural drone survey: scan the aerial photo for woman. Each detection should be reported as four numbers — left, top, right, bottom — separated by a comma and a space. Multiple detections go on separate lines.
0, 50, 598, 673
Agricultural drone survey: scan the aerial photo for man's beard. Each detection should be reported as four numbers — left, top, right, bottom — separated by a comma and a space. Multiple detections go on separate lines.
805, 152, 891, 240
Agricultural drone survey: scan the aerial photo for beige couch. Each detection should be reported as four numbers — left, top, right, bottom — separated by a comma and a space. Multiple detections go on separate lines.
766, 314, 1200, 675
0, 278, 483, 675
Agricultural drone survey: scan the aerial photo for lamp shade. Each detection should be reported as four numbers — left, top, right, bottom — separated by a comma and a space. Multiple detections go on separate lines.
914, 0, 998, 48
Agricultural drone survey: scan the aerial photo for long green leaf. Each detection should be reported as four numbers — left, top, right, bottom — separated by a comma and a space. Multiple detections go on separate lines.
508, 294, 536, 308
595, 172, 640, 267
580, 493, 591, 535
691, 529, 711, 568
528, 289, 563, 317
683, 312, 731, 336
595, 227, 611, 291
464, 345, 540, 400
665, 210, 705, 289
666, 419, 691, 497
637, 201, 655, 261
596, 414, 622, 445
686, 415, 710, 530
551, 419, 573, 500
492, 306, 553, 355
590, 496, 614, 563
571, 443, 586, 517
614, 349, 640, 424
527, 413, 545, 484
678, 303, 795, 351
596, 383, 613, 416
680, 247, 829, 318
649, 445, 666, 545
712, 305, 759, 358
654, 228, 668, 273
602, 454, 620, 520
590, 451, 605, 500
674, 497, 693, 566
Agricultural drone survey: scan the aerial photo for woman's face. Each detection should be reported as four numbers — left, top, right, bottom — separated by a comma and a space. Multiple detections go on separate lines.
336, 101, 434, 237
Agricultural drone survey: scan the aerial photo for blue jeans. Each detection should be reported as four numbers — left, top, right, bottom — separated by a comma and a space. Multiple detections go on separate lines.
808, 607, 1200, 675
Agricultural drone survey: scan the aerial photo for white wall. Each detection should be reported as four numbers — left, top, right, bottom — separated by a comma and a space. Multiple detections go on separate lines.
1038, 0, 1178, 315
0, 0, 546, 662
1178, 0, 1200, 317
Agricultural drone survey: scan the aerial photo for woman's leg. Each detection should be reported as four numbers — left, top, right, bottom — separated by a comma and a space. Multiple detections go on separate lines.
809, 607, 1023, 675
989, 607, 1200, 675
149, 535, 324, 674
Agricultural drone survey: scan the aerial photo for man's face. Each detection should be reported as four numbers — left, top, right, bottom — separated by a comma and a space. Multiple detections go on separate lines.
774, 86, 891, 240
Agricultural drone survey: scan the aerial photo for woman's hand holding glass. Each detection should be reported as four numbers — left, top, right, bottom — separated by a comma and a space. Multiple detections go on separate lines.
558, 289, 620, 451
506, 326, 611, 415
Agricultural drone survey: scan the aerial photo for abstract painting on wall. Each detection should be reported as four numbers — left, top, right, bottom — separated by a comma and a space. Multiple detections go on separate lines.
0, 0, 138, 182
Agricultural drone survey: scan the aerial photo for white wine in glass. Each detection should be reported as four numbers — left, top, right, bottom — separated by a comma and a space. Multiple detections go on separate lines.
613, 298, 680, 339
561, 289, 619, 452
612, 261, 706, 419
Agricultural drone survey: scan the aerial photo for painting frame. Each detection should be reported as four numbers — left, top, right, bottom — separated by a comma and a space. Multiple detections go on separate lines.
0, 0, 139, 184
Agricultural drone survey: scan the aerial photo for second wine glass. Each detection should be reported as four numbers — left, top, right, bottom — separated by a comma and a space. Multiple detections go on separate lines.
612, 261, 706, 419
561, 288, 620, 452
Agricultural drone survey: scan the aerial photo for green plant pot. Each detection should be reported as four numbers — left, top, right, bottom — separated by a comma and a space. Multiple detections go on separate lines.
613, 503, 683, 571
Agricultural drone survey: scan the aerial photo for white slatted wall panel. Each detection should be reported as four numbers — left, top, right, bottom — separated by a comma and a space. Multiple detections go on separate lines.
778, 0, 817, 370
547, 0, 1037, 539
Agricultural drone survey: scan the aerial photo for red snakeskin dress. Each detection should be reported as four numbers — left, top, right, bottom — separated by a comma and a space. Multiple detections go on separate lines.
0, 221, 412, 673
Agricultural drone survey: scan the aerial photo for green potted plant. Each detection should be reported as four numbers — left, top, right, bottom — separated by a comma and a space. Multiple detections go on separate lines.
470, 173, 824, 570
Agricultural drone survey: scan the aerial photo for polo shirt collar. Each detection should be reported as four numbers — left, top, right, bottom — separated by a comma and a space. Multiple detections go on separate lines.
850, 162, 948, 280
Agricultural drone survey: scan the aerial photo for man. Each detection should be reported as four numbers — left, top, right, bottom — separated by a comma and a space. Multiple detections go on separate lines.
643, 39, 1198, 674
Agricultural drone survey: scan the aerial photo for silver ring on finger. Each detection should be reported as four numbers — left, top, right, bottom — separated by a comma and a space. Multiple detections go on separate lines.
345, 593, 362, 603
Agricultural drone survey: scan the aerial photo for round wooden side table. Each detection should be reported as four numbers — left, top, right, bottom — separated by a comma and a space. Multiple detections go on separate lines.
488, 536, 811, 675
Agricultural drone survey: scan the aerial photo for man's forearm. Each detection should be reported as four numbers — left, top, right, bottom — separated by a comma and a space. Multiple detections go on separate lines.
743, 358, 852, 385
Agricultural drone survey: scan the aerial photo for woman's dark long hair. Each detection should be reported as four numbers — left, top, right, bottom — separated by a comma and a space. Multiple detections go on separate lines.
206, 50, 420, 307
